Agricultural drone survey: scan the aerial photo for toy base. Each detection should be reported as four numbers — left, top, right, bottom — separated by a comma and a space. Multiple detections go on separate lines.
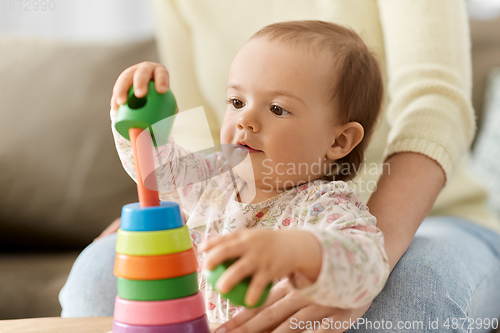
112, 315, 210, 333
114, 292, 205, 326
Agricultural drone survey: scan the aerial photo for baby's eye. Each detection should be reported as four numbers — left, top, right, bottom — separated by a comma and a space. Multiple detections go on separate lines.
271, 105, 290, 116
228, 98, 245, 109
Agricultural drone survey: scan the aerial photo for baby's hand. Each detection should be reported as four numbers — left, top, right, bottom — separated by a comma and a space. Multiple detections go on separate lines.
111, 61, 170, 111
200, 229, 310, 307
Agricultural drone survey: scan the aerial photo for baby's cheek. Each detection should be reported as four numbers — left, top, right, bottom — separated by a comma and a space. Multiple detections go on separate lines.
220, 117, 233, 144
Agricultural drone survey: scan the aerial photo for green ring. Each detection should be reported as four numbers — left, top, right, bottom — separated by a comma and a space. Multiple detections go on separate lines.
203, 260, 272, 308
116, 225, 192, 256
117, 272, 198, 301
115, 81, 177, 147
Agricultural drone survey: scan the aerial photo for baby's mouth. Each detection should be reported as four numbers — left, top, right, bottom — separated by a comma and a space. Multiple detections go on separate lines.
235, 140, 263, 153
238, 144, 262, 153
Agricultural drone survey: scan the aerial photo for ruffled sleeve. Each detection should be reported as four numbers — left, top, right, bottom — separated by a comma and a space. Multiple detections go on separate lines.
289, 181, 390, 308
110, 108, 227, 217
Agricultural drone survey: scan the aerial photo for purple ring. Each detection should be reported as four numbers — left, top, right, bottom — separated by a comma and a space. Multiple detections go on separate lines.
112, 315, 210, 333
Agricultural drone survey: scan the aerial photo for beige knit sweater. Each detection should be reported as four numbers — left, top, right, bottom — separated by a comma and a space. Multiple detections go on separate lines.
151, 0, 500, 234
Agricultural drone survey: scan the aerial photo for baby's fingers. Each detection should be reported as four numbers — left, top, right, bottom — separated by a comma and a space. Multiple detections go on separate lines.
111, 62, 170, 111
215, 258, 255, 294
133, 62, 167, 97
203, 238, 243, 270
113, 63, 140, 108
199, 230, 241, 252
199, 236, 218, 253
153, 65, 170, 94
246, 272, 271, 307
216, 282, 290, 332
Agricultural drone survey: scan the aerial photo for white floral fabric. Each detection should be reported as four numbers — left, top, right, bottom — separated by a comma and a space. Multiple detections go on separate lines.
110, 109, 390, 324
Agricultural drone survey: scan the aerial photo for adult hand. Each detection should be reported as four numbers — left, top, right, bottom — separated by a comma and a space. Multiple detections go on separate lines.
93, 217, 121, 242
216, 276, 372, 333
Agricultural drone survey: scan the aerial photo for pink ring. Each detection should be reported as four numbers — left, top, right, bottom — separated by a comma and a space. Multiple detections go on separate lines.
114, 292, 206, 326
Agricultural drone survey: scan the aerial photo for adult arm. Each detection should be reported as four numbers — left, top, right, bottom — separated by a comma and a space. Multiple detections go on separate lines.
373, 0, 475, 271
211, 1, 474, 331
366, 152, 445, 273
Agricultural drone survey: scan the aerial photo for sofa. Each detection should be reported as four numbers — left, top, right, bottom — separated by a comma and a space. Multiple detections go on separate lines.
0, 17, 499, 329
0, 38, 157, 319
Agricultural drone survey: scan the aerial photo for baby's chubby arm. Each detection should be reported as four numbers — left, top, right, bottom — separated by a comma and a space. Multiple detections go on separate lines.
96, 62, 174, 241
200, 182, 390, 309
110, 61, 178, 187
109, 62, 222, 216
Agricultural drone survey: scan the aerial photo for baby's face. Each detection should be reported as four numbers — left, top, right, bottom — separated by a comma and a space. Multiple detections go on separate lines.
220, 37, 341, 192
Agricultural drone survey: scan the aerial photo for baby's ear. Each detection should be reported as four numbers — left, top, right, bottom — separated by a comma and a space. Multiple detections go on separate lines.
326, 122, 364, 160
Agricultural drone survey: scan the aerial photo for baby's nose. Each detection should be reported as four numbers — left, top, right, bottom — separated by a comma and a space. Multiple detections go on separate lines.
236, 109, 260, 132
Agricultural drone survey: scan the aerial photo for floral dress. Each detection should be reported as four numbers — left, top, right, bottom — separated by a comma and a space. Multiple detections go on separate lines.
110, 109, 390, 324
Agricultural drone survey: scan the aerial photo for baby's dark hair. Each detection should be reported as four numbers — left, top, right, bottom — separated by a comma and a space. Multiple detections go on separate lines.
250, 20, 384, 182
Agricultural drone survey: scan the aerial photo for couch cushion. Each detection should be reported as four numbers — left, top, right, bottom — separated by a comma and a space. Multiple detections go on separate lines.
471, 68, 500, 221
470, 16, 500, 133
0, 38, 159, 250
0, 252, 79, 319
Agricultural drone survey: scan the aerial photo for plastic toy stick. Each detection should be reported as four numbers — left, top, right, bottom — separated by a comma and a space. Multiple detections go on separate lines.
113, 84, 210, 332
129, 127, 160, 208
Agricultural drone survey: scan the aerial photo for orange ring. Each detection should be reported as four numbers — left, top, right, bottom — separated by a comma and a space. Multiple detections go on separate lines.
114, 247, 198, 280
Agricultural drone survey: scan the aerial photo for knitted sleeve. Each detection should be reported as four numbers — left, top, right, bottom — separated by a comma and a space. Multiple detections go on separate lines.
377, 0, 475, 182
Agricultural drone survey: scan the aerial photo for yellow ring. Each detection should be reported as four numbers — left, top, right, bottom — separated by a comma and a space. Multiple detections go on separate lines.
116, 225, 192, 256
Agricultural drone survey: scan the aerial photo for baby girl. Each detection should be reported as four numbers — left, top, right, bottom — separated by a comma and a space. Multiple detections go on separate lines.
110, 20, 389, 324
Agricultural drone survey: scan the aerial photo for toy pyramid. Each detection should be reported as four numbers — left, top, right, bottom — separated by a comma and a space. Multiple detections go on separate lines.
111, 82, 210, 332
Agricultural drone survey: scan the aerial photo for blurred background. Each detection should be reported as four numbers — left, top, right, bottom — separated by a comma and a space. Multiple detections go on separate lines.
0, 0, 500, 323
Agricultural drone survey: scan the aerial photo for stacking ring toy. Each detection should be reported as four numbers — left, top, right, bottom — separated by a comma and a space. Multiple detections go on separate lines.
116, 225, 192, 256
114, 248, 197, 280
203, 260, 272, 308
115, 81, 177, 147
112, 315, 210, 333
117, 272, 198, 301
114, 292, 205, 326
120, 202, 183, 231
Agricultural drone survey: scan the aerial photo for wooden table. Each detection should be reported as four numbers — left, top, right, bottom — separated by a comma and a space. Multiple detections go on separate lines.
0, 317, 221, 333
